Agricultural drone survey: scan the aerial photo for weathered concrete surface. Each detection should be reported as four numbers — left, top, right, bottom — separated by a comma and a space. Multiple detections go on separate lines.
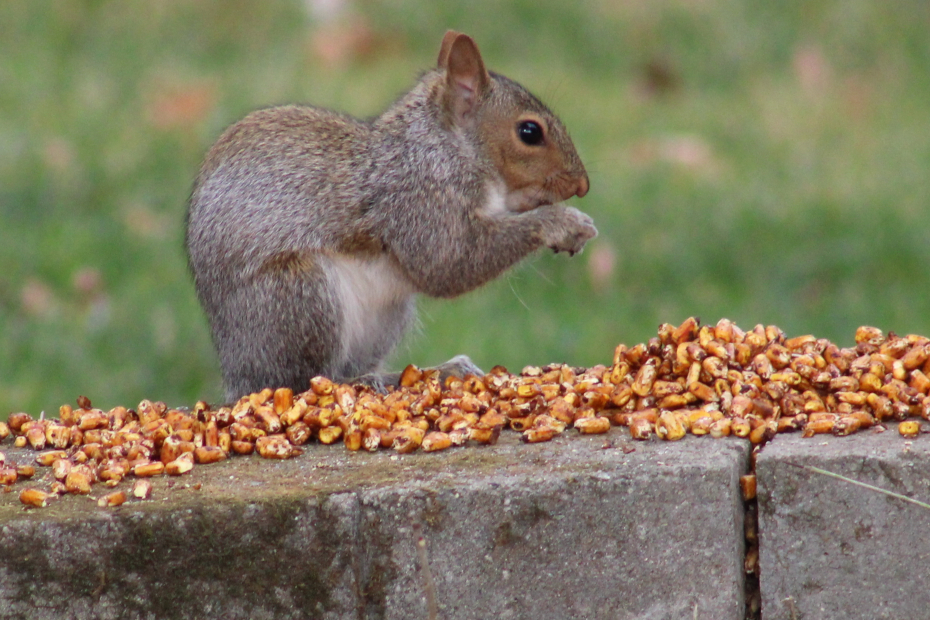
0, 432, 749, 620
757, 431, 930, 620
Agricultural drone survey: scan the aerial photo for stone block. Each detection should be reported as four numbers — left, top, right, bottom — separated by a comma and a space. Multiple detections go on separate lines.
0, 432, 749, 620
757, 431, 930, 620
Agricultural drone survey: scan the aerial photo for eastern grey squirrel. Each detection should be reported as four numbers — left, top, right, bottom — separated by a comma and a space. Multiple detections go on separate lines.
186, 30, 596, 400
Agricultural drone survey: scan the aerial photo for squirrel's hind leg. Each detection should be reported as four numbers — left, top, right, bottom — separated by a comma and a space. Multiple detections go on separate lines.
217, 253, 341, 401
434, 354, 484, 382
348, 354, 483, 393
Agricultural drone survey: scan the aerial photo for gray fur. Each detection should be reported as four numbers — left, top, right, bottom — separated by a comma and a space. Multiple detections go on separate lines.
186, 34, 596, 400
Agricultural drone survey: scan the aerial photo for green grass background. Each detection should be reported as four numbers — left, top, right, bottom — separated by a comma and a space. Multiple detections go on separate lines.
2, 0, 929, 414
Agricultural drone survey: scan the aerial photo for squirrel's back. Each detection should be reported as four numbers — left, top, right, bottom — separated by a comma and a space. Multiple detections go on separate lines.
187, 105, 380, 277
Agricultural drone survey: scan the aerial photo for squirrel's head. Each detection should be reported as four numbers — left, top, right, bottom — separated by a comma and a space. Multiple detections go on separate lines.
437, 31, 589, 212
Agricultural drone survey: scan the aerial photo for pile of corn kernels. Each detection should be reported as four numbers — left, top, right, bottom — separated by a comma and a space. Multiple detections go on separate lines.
2, 318, 928, 509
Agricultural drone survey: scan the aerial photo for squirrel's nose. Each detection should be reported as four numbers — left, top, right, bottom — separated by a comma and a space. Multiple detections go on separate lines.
574, 174, 589, 199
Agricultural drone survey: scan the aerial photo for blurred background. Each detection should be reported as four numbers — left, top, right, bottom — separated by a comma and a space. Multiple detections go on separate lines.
1, 0, 929, 414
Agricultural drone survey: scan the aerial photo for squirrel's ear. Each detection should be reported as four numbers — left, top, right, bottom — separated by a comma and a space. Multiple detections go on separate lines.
437, 30, 461, 68
438, 31, 490, 127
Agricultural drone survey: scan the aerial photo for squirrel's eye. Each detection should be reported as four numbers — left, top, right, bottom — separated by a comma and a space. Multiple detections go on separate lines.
517, 120, 544, 146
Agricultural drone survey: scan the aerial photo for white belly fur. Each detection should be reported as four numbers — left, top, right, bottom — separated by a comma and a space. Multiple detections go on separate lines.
324, 254, 415, 364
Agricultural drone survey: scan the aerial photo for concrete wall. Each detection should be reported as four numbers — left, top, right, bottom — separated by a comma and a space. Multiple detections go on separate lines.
1, 429, 927, 620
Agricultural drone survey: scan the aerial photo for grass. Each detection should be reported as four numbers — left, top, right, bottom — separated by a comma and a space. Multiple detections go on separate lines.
1, 0, 929, 414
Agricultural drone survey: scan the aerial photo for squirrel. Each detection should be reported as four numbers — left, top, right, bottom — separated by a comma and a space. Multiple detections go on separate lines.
186, 30, 597, 401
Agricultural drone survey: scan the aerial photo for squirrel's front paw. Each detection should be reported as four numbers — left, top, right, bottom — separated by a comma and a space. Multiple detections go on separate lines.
542, 207, 598, 256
